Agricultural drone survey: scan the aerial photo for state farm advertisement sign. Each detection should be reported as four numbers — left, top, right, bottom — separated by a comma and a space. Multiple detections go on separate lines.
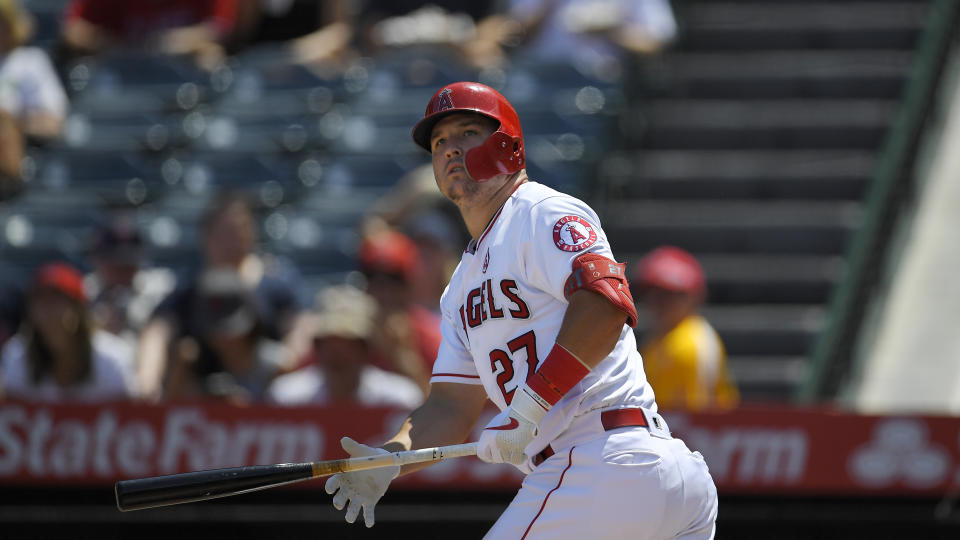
2, 401, 960, 495
668, 406, 960, 495
0, 401, 523, 490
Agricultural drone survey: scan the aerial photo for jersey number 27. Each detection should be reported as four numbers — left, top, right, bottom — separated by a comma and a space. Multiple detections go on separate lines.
489, 330, 538, 405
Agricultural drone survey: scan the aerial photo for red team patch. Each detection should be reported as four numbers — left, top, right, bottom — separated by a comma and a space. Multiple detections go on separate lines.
552, 216, 598, 252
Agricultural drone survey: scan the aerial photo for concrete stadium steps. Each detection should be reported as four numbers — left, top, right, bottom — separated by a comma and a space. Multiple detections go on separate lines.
634, 303, 824, 365
679, 2, 928, 51
601, 0, 926, 401
646, 50, 913, 99
701, 304, 826, 356
600, 149, 873, 200
726, 355, 809, 401
604, 200, 860, 255
697, 254, 844, 304
622, 254, 845, 305
631, 98, 897, 150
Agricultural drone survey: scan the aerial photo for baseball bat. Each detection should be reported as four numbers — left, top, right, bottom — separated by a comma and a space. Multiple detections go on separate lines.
115, 441, 478, 512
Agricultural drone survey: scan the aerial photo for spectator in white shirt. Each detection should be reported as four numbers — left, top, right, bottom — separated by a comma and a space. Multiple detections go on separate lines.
268, 284, 423, 410
506, 0, 677, 81
0, 262, 136, 401
0, 0, 68, 139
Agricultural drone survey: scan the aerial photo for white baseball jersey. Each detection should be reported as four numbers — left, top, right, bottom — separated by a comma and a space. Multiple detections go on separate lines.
431, 182, 717, 539
431, 181, 656, 455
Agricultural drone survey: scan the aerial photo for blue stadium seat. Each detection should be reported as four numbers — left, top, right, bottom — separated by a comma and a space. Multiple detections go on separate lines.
60, 111, 191, 152
194, 113, 316, 154
26, 150, 165, 204
294, 154, 412, 194
213, 60, 343, 119
162, 152, 301, 208
345, 47, 477, 117
260, 207, 360, 277
0, 190, 101, 269
66, 53, 213, 115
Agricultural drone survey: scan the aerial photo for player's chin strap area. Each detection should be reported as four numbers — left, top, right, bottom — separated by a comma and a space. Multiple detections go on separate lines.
465, 131, 524, 182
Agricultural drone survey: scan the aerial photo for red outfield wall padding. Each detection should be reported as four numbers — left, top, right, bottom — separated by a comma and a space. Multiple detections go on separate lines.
1, 401, 959, 495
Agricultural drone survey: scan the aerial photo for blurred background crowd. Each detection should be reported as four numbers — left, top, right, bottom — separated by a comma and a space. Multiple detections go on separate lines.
0, 0, 955, 418
0, 0, 704, 410
5, 0, 960, 538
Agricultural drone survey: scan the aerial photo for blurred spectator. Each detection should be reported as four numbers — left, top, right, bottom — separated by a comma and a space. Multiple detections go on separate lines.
232, 0, 355, 67
358, 229, 441, 393
364, 163, 466, 241
0, 274, 23, 350
0, 109, 22, 201
363, 162, 467, 312
352, 1, 513, 69
634, 246, 739, 411
505, 0, 677, 79
404, 211, 461, 312
59, 0, 239, 70
137, 191, 310, 401
0, 0, 68, 140
163, 268, 288, 403
83, 215, 176, 349
0, 262, 137, 401
268, 284, 423, 408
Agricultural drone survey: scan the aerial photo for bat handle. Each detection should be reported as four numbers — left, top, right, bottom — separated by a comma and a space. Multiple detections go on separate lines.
319, 442, 479, 476
392, 442, 479, 467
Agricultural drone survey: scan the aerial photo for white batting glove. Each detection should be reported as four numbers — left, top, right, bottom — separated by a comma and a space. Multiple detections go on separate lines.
477, 384, 548, 474
324, 437, 400, 528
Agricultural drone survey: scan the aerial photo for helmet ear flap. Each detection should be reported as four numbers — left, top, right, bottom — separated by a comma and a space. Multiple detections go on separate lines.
465, 131, 524, 182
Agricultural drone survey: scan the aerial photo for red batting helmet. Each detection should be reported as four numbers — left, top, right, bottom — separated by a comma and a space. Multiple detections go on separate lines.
411, 81, 524, 182
634, 246, 706, 295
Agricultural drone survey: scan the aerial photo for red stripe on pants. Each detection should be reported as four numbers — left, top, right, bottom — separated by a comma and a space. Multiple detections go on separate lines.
521, 446, 576, 539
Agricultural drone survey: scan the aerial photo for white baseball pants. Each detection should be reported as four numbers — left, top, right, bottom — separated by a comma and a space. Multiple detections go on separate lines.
484, 412, 718, 539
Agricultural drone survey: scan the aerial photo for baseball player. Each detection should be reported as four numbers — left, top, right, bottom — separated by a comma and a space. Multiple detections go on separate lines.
324, 82, 718, 538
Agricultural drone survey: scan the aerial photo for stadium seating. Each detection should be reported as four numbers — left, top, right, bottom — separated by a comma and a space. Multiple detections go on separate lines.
603, 0, 929, 401
2, 0, 933, 405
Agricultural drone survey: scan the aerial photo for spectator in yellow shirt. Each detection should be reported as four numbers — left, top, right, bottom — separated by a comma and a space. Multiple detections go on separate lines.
634, 246, 739, 411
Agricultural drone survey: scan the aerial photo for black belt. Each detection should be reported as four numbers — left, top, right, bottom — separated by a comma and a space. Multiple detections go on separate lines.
532, 408, 651, 467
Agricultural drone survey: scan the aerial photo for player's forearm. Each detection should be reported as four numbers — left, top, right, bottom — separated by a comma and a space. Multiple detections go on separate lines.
382, 382, 487, 475
555, 289, 628, 369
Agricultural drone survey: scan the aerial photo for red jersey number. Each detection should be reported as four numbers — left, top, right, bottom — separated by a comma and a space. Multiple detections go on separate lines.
488, 330, 539, 405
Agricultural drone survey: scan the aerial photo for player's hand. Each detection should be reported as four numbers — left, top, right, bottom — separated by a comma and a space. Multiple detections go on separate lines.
477, 408, 538, 474
324, 437, 400, 528
477, 383, 552, 473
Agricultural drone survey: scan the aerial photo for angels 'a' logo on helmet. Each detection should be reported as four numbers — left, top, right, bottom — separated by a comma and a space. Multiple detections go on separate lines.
553, 216, 598, 252
436, 88, 454, 111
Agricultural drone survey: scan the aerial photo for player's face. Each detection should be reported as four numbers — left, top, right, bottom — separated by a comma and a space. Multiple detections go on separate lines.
430, 113, 497, 203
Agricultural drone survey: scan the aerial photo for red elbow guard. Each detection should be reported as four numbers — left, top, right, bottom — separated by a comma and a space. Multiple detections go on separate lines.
563, 253, 638, 327
527, 343, 591, 407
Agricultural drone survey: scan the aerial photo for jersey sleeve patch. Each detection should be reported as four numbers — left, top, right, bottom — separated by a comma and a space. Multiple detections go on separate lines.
552, 215, 598, 252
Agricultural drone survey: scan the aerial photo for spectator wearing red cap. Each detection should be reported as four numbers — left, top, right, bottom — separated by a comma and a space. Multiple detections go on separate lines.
0, 262, 136, 401
633, 247, 738, 411
358, 229, 441, 393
